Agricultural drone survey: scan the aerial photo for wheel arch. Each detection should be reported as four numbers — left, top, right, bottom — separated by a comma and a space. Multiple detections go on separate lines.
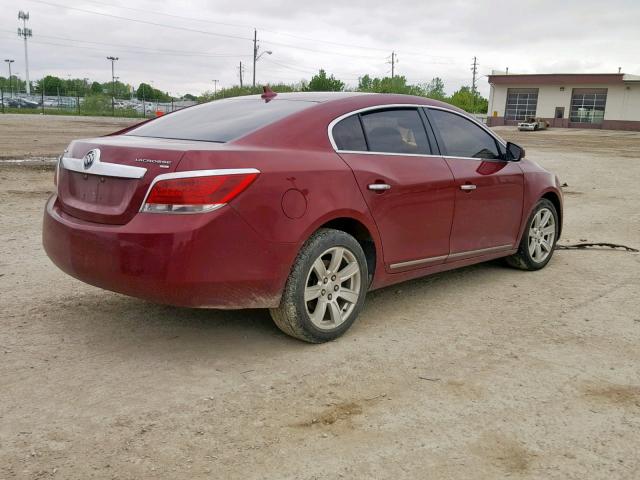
319, 217, 378, 284
541, 190, 563, 238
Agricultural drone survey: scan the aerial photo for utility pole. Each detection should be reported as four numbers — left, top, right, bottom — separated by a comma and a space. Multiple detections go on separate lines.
387, 52, 398, 79
391, 51, 396, 78
251, 30, 272, 88
18, 11, 32, 95
239, 61, 244, 88
106, 56, 118, 115
212, 79, 219, 99
4, 59, 14, 97
252, 29, 257, 88
471, 56, 478, 113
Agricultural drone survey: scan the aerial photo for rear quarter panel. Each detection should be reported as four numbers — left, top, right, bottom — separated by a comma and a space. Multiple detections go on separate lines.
176, 146, 384, 270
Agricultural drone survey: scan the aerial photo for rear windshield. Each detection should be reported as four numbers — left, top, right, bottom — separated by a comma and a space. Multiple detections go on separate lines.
125, 97, 316, 142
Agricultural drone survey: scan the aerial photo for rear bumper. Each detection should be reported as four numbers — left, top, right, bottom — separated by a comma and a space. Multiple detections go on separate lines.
42, 195, 295, 308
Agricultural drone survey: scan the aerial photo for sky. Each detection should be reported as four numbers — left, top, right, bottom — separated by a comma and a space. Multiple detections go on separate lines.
1, 0, 639, 97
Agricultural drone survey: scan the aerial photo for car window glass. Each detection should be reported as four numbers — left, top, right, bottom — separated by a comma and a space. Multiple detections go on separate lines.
126, 97, 315, 143
332, 115, 367, 151
360, 109, 431, 155
429, 109, 500, 159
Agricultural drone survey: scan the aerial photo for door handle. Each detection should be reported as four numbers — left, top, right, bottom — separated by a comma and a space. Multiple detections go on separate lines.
368, 183, 391, 191
460, 184, 476, 191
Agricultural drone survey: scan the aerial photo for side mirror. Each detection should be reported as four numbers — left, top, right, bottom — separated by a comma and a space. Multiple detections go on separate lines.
505, 142, 525, 161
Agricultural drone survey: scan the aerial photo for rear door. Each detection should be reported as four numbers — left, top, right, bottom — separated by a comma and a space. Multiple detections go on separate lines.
333, 107, 456, 271
425, 108, 524, 258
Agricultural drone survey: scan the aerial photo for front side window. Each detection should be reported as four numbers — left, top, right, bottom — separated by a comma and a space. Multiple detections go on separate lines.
126, 97, 315, 142
505, 88, 538, 121
429, 109, 501, 160
570, 88, 607, 124
332, 115, 367, 151
360, 109, 431, 155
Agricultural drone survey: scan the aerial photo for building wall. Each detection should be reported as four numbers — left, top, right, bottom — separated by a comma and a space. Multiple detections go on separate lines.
487, 82, 640, 129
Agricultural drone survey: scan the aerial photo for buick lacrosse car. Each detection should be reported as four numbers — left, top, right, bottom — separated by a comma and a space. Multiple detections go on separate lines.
43, 91, 563, 342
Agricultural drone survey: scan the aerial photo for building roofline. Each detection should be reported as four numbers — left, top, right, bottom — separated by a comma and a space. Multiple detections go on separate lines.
487, 72, 639, 86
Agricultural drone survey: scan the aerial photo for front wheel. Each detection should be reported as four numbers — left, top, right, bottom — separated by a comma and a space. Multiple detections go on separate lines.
506, 198, 558, 270
270, 228, 368, 343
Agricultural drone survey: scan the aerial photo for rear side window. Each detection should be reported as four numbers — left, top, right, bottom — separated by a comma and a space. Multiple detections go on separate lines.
126, 98, 314, 143
360, 109, 431, 155
429, 109, 500, 159
332, 115, 367, 151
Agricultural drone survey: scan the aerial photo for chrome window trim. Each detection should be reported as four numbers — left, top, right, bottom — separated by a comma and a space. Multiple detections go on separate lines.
139, 168, 260, 214
335, 150, 443, 158
327, 103, 507, 155
61, 156, 147, 179
389, 244, 513, 270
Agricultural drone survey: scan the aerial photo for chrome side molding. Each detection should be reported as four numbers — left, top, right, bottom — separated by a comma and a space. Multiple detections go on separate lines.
389, 244, 513, 270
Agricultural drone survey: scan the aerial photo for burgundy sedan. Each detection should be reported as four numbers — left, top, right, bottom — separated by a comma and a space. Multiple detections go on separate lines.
43, 91, 563, 342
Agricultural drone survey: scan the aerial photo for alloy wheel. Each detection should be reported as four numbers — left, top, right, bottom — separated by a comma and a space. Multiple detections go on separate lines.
528, 207, 556, 263
304, 246, 361, 330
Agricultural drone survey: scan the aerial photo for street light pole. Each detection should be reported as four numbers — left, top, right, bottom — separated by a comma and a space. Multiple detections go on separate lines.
18, 11, 32, 95
4, 59, 14, 97
106, 56, 118, 115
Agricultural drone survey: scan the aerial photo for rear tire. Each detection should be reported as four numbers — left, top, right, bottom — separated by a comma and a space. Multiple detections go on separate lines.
506, 198, 558, 271
270, 228, 368, 343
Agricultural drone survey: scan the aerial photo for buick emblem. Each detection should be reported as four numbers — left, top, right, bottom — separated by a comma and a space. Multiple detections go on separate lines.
83, 149, 100, 170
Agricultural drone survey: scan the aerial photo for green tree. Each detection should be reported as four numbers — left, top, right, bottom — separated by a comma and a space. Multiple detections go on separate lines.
136, 83, 171, 102
448, 86, 488, 113
357, 75, 424, 96
424, 77, 446, 100
90, 82, 103, 94
35, 75, 64, 96
305, 69, 344, 92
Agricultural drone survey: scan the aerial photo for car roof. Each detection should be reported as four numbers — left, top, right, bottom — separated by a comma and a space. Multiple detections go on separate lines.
240, 91, 457, 110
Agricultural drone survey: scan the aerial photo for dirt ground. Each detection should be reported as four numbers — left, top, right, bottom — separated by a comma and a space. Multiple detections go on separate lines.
1, 116, 639, 479
0, 114, 137, 160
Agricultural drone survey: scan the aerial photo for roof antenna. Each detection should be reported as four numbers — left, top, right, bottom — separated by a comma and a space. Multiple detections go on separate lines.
261, 85, 277, 102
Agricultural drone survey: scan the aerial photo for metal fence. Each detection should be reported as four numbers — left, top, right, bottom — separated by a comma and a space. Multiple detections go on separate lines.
0, 88, 196, 117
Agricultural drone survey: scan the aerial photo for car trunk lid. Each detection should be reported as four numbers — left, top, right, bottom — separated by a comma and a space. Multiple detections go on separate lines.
57, 136, 203, 224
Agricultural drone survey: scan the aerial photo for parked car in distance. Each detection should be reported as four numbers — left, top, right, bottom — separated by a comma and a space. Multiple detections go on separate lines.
7, 97, 39, 108
43, 91, 563, 342
518, 117, 549, 131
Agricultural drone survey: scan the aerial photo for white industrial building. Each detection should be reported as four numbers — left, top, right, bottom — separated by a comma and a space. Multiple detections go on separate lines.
487, 72, 640, 131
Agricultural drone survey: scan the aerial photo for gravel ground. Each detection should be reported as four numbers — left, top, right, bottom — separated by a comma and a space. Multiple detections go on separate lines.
0, 116, 639, 479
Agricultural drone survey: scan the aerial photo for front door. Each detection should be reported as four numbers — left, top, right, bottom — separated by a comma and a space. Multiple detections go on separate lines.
554, 107, 565, 127
332, 108, 456, 270
426, 108, 524, 258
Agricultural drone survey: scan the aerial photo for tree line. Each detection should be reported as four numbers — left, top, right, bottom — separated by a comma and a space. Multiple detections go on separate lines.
1, 69, 488, 113
0, 75, 172, 102
199, 70, 488, 113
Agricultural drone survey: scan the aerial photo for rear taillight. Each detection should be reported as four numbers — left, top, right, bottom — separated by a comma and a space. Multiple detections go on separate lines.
141, 169, 259, 214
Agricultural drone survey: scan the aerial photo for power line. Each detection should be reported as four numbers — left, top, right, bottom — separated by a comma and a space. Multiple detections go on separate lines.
28, 0, 254, 42
0, 32, 250, 59
25, 0, 459, 63
79, 0, 456, 60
